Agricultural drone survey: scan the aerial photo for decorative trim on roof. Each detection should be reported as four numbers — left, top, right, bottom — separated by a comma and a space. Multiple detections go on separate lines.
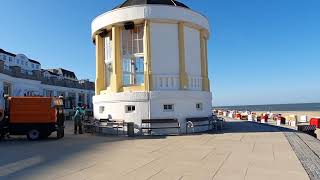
114, 0, 189, 9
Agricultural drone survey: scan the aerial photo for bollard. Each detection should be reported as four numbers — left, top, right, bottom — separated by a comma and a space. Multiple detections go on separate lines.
127, 122, 135, 137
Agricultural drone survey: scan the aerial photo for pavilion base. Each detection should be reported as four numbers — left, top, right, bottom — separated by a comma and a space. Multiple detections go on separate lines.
93, 91, 212, 134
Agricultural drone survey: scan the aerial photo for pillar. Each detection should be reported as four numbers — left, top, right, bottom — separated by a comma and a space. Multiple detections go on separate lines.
111, 26, 122, 93
200, 30, 210, 91
178, 22, 188, 90
95, 34, 105, 95
144, 20, 152, 91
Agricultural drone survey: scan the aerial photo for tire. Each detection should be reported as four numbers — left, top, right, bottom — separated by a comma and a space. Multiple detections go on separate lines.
27, 129, 41, 141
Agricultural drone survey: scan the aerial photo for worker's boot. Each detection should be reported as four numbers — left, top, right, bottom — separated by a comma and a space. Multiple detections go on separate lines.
79, 122, 83, 134
79, 128, 83, 134
74, 121, 78, 135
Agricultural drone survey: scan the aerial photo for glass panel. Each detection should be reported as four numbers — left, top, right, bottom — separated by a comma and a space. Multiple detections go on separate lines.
136, 74, 144, 85
121, 25, 145, 86
134, 57, 144, 84
135, 57, 144, 73
105, 63, 112, 87
122, 30, 129, 55
123, 58, 131, 73
105, 33, 113, 86
138, 26, 144, 39
138, 40, 143, 53
123, 74, 131, 86
104, 32, 112, 62
133, 41, 138, 54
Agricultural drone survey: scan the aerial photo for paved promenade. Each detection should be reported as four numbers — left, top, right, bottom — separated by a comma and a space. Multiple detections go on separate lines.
0, 119, 310, 180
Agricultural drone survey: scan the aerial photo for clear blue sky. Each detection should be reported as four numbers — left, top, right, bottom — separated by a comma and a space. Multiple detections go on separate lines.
0, 0, 319, 106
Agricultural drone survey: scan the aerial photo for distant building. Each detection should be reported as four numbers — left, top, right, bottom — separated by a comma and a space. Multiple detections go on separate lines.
47, 68, 78, 81
0, 49, 41, 72
0, 48, 94, 109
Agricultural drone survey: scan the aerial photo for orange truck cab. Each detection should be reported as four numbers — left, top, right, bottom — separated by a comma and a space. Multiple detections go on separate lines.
0, 96, 65, 141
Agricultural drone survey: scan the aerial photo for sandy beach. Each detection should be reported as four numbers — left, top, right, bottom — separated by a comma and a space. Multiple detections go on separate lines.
254, 111, 320, 120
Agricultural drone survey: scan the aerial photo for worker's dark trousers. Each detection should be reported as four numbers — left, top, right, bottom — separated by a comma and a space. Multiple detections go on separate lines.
74, 119, 83, 134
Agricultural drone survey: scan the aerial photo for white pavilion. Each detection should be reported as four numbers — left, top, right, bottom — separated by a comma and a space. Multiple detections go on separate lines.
91, 0, 212, 134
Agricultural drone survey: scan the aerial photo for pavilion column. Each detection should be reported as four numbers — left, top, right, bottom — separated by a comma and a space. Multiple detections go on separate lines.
178, 22, 188, 90
95, 34, 106, 95
200, 30, 210, 92
205, 36, 210, 91
144, 20, 152, 91
111, 26, 122, 93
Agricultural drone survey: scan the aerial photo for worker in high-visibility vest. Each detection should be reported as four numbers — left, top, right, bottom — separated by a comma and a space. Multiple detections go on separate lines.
73, 103, 85, 134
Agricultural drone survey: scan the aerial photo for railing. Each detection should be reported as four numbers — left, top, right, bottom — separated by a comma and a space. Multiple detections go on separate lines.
153, 75, 179, 90
188, 76, 202, 91
41, 78, 94, 90
152, 75, 203, 91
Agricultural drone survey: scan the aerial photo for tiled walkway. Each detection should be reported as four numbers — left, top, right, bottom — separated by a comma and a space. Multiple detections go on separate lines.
0, 120, 309, 180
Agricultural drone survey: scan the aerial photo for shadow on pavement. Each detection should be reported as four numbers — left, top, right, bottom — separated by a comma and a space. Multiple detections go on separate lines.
0, 122, 168, 179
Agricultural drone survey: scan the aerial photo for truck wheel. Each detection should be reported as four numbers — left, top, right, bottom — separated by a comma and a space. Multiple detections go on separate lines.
27, 129, 40, 141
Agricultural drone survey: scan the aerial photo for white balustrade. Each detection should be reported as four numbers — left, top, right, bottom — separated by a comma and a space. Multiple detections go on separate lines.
153, 75, 202, 91
153, 75, 179, 90
188, 76, 202, 91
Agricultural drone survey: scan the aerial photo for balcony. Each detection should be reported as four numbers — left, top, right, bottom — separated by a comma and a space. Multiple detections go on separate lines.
153, 75, 180, 90
152, 74, 203, 91
188, 76, 202, 91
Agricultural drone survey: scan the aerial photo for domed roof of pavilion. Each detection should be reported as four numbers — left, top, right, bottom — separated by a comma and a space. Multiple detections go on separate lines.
114, 0, 190, 9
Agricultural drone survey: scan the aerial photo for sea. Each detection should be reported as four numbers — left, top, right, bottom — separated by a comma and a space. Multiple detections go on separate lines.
214, 103, 320, 112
